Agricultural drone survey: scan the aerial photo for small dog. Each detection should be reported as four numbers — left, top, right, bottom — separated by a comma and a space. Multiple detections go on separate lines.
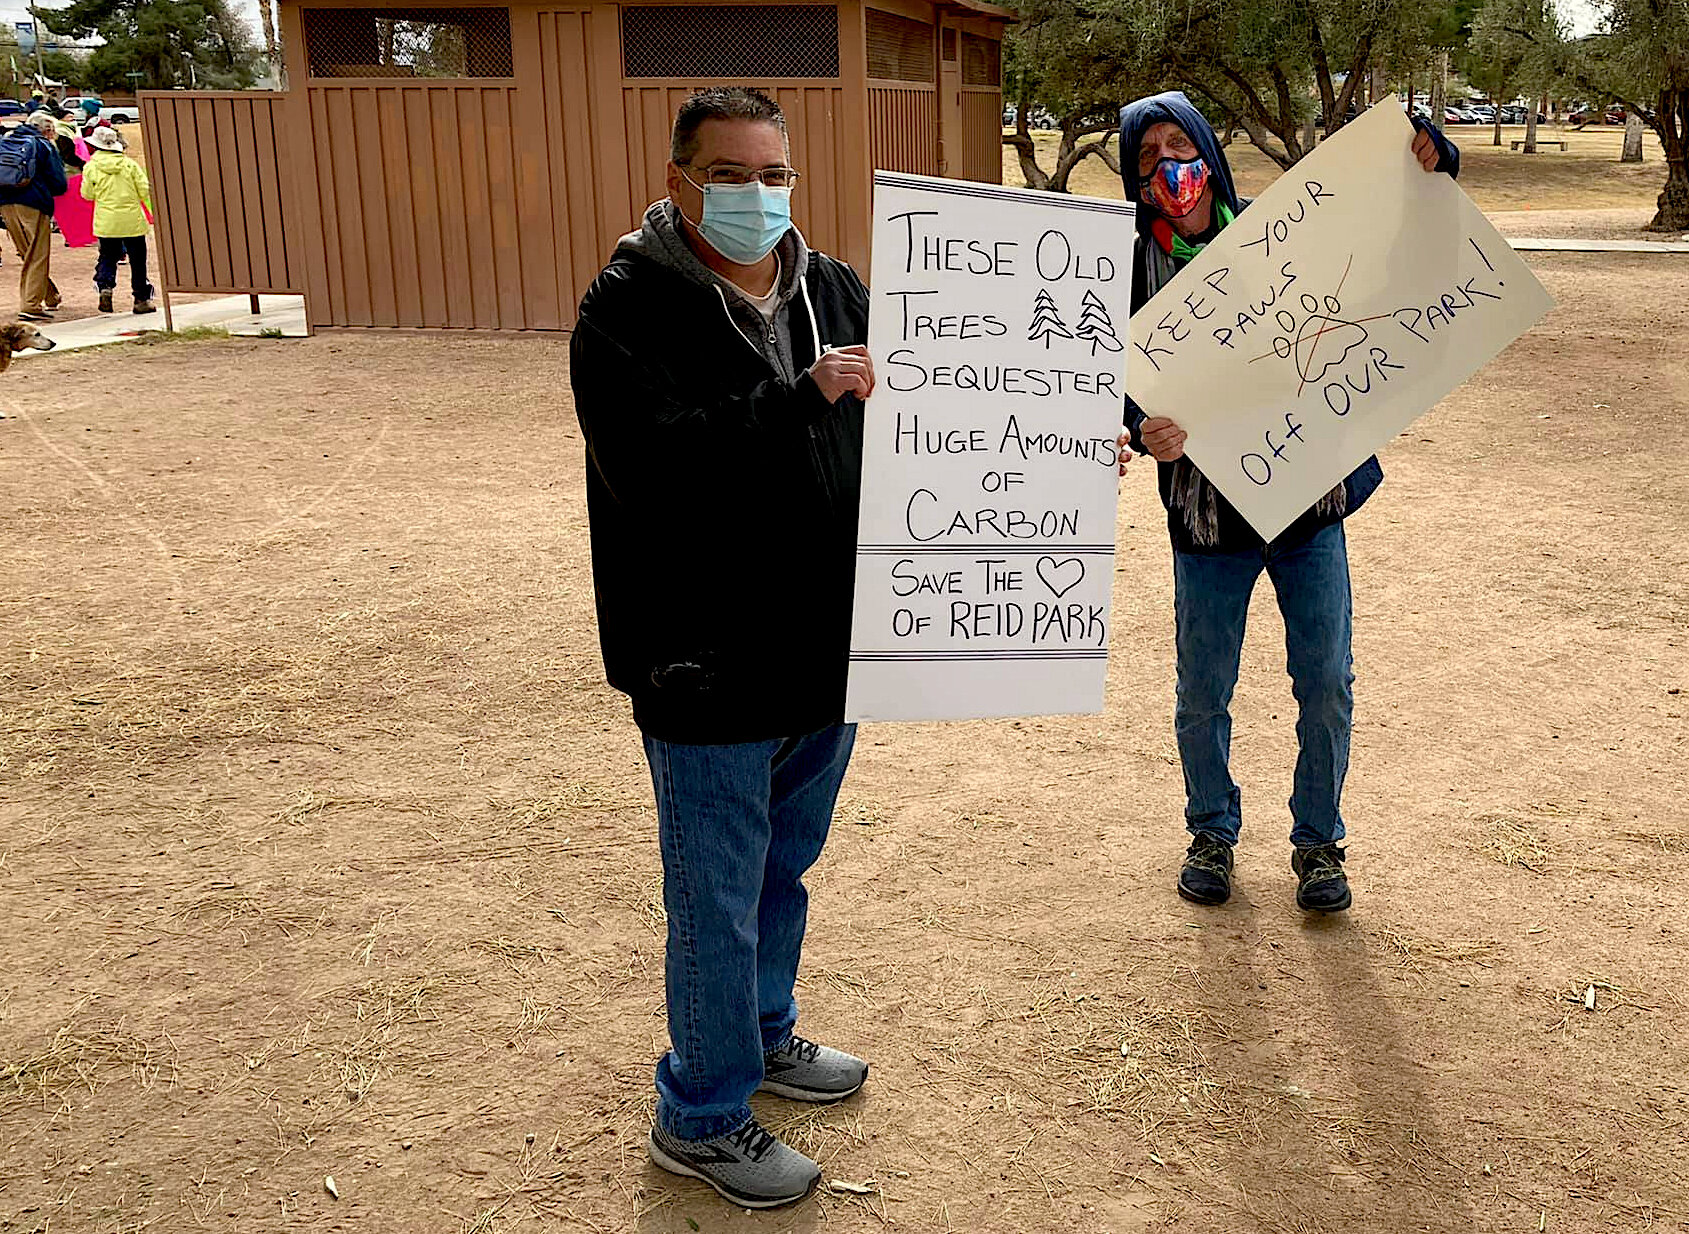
0, 320, 56, 372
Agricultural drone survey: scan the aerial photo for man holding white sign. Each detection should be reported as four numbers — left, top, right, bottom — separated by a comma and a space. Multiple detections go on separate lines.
571, 88, 874, 1209
1118, 92, 1459, 914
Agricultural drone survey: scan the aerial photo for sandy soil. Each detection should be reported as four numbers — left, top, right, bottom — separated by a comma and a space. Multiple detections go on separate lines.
0, 249, 1685, 1234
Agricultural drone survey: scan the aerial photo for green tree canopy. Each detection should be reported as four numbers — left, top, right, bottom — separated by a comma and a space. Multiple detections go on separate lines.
1006, 0, 1453, 182
45, 0, 259, 92
1486, 0, 1688, 228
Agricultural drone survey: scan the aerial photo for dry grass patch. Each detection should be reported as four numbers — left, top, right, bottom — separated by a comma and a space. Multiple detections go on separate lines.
0, 1020, 179, 1111
497, 781, 647, 830
598, 873, 667, 935
835, 797, 894, 827
472, 936, 560, 971
1020, 983, 1218, 1126
272, 788, 382, 826
1375, 926, 1503, 972
174, 880, 330, 938
309, 974, 450, 1105
1472, 813, 1552, 873
1612, 829, 1689, 854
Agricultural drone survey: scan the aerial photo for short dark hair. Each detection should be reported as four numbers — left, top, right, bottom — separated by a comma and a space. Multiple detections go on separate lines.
670, 87, 788, 165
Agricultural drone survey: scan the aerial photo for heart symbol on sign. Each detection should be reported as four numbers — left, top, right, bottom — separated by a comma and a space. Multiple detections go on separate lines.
1036, 556, 1085, 599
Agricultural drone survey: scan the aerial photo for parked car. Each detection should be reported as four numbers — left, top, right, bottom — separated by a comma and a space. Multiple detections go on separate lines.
100, 105, 139, 124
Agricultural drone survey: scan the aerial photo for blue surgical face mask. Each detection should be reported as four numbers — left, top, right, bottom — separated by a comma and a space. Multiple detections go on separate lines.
680, 169, 792, 265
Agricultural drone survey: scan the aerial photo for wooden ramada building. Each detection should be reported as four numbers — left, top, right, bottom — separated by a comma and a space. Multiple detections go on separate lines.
140, 0, 1011, 332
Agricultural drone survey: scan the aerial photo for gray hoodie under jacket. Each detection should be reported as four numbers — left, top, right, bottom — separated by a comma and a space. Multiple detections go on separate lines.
613, 199, 819, 386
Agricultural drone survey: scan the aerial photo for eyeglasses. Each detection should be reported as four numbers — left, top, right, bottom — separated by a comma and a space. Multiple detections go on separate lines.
682, 163, 802, 189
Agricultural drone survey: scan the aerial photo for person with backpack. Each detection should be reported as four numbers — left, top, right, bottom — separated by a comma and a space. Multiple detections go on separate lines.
0, 112, 67, 321
81, 125, 154, 314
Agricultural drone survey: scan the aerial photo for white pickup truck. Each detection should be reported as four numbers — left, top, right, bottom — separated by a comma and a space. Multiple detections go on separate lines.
60, 96, 140, 125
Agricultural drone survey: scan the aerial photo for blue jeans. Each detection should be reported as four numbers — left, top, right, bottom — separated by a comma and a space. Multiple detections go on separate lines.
1173, 522, 1353, 850
643, 723, 855, 1141
94, 235, 152, 301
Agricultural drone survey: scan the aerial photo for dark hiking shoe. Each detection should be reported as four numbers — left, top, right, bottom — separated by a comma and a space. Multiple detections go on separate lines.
98, 290, 113, 313
760, 1035, 868, 1102
133, 299, 157, 315
1291, 844, 1352, 913
17, 309, 50, 321
648, 1119, 820, 1209
1178, 832, 1234, 905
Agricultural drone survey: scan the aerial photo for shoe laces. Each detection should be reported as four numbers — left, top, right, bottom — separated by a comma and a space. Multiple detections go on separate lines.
726, 1120, 778, 1162
1299, 844, 1345, 875
774, 1035, 821, 1064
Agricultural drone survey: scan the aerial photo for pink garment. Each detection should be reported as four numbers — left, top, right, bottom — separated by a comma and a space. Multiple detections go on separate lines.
57, 174, 96, 248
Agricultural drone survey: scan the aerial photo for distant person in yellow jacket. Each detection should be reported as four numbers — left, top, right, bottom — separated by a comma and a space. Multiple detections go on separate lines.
81, 126, 155, 315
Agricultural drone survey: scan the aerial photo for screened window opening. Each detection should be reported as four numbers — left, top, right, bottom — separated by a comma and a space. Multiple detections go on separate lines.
961, 33, 1000, 86
621, 5, 840, 79
303, 7, 514, 78
867, 9, 935, 82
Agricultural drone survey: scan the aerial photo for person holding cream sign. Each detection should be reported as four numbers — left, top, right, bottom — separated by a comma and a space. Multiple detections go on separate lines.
570, 87, 874, 1210
1116, 92, 1460, 915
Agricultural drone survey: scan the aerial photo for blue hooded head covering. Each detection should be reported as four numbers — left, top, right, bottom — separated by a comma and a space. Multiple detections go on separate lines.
1118, 91, 1241, 240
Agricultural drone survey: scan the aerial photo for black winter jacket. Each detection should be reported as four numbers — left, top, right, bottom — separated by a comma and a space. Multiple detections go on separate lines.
570, 246, 869, 744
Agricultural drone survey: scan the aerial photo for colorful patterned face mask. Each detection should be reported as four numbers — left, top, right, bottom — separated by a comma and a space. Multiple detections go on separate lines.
1140, 155, 1210, 219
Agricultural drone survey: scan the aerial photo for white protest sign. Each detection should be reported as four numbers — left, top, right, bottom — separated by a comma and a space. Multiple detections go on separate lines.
846, 172, 1133, 723
1128, 100, 1555, 543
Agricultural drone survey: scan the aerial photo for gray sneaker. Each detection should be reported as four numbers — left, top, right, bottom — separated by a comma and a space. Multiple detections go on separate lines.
648, 1119, 820, 1208
759, 1035, 868, 1102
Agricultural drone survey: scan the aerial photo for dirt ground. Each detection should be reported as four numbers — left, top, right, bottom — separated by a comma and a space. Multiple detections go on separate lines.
1015, 123, 1679, 223
1, 240, 1687, 1233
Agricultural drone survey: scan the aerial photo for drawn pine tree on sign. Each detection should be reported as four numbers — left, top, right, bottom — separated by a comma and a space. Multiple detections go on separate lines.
1074, 290, 1122, 355
1028, 289, 1073, 348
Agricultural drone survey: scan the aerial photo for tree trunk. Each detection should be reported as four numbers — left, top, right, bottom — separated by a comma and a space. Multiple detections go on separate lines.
1622, 112, 1644, 163
1493, 115, 1502, 147
1003, 77, 1050, 190
1303, 111, 1317, 154
1648, 86, 1689, 232
258, 0, 278, 62
1429, 49, 1447, 131
1524, 104, 1538, 154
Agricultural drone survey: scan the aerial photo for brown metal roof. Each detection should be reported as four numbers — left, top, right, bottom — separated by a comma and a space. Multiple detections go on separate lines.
941, 0, 1016, 19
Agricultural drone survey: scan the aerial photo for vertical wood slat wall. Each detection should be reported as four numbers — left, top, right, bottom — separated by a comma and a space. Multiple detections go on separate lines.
868, 85, 938, 175
620, 83, 853, 269
267, 0, 994, 329
299, 82, 536, 328
139, 92, 303, 295
959, 89, 1003, 184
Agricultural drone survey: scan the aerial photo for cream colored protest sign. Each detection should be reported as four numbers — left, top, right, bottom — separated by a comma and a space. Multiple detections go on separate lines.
846, 173, 1133, 722
1128, 101, 1555, 542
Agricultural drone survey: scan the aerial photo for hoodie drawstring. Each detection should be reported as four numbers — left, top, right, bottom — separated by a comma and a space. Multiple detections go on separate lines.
712, 267, 824, 378
798, 275, 822, 364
